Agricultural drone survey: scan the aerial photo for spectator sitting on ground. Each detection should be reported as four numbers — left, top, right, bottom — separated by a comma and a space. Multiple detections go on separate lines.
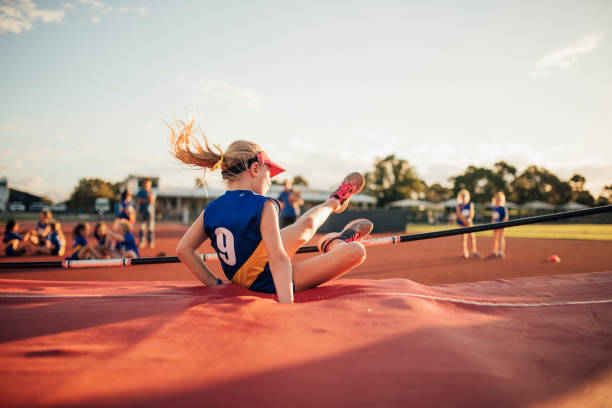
28, 209, 52, 248
3, 219, 35, 256
93, 222, 113, 259
106, 219, 139, 258
36, 221, 66, 257
68, 223, 101, 260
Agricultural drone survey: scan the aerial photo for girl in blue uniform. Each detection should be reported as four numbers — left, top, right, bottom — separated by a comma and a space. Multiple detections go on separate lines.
169, 118, 372, 304
93, 222, 113, 258
3, 219, 34, 256
106, 219, 139, 258
29, 209, 52, 247
68, 223, 100, 260
456, 189, 480, 259
37, 221, 66, 257
118, 190, 135, 225
490, 191, 509, 258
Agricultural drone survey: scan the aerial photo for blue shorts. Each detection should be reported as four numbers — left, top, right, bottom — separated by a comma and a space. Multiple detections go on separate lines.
248, 267, 296, 294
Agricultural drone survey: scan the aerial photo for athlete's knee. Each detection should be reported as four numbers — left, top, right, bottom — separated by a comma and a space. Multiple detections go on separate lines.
345, 242, 366, 264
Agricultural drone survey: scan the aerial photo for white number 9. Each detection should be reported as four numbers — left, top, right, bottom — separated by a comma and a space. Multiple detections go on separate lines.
215, 227, 236, 266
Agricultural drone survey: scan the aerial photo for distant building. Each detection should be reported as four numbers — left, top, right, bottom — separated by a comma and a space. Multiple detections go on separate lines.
8, 188, 45, 211
156, 184, 376, 221
120, 174, 160, 193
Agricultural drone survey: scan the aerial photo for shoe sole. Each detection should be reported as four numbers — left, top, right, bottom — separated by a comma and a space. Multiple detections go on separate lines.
317, 218, 373, 253
333, 172, 365, 213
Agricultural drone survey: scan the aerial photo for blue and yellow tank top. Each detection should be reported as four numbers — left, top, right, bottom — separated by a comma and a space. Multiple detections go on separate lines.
69, 235, 87, 260
116, 232, 139, 257
204, 190, 280, 293
457, 202, 472, 226
492, 205, 507, 223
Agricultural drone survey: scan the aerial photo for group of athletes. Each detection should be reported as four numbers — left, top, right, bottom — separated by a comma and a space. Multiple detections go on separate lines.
456, 189, 509, 259
2, 179, 156, 261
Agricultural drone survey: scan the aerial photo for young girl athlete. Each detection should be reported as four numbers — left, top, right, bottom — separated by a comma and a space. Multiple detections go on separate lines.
456, 189, 480, 259
169, 119, 373, 304
489, 191, 509, 258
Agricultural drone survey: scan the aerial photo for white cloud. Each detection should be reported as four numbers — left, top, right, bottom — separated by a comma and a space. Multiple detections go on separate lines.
77, 0, 103, 9
116, 6, 146, 16
12, 175, 44, 191
195, 79, 261, 109
0, 0, 147, 34
0, 0, 65, 34
530, 33, 604, 77
0, 159, 22, 170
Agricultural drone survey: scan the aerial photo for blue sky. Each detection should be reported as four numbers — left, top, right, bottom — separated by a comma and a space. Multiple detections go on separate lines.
1, 0, 611, 201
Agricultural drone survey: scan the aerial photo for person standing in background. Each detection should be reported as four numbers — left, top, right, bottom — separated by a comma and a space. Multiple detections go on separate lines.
456, 189, 480, 259
277, 180, 302, 228
137, 179, 156, 248
118, 189, 135, 225
489, 191, 509, 258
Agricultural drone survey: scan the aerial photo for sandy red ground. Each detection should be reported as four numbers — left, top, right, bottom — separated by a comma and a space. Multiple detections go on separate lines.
1, 221, 611, 407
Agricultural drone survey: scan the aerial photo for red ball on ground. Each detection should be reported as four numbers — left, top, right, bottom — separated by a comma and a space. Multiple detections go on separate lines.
548, 254, 561, 263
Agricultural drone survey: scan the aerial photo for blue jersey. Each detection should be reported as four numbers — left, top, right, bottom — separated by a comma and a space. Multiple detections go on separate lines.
49, 232, 63, 255
69, 235, 88, 260
97, 235, 108, 246
37, 221, 50, 237
457, 202, 472, 226
118, 199, 134, 221
278, 190, 296, 217
204, 190, 280, 293
492, 205, 507, 223
136, 189, 155, 214
116, 232, 139, 257
3, 231, 23, 256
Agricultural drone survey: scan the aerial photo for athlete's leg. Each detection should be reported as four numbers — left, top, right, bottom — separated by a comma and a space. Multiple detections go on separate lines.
138, 213, 146, 248
147, 212, 155, 247
292, 241, 366, 291
492, 229, 500, 255
499, 228, 506, 256
280, 198, 339, 257
470, 232, 479, 256
280, 172, 365, 257
461, 234, 469, 258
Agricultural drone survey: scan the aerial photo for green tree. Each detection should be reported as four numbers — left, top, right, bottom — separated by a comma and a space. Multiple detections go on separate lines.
68, 178, 116, 212
292, 175, 309, 186
510, 166, 570, 205
450, 166, 506, 204
424, 183, 452, 202
568, 174, 595, 206
597, 184, 611, 206
364, 155, 425, 207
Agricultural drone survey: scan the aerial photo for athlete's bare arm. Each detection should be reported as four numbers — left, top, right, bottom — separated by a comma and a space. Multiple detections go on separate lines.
260, 200, 294, 304
176, 211, 222, 287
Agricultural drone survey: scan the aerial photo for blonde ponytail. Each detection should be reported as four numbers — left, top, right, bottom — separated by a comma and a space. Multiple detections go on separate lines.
167, 117, 263, 181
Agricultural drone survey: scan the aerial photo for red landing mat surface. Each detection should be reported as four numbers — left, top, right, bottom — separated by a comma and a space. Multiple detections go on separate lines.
1, 272, 611, 407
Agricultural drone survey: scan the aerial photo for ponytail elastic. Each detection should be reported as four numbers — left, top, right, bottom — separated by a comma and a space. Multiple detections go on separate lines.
210, 144, 224, 171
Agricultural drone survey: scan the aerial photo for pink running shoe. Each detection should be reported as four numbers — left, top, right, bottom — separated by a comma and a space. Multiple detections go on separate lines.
330, 172, 365, 213
317, 218, 374, 253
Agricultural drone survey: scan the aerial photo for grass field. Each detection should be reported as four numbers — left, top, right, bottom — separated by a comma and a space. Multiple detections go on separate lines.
406, 223, 612, 241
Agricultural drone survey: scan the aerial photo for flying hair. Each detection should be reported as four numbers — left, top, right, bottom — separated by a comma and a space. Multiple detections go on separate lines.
166, 117, 263, 181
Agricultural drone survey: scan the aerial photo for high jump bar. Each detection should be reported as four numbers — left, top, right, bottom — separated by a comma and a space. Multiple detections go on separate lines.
1, 205, 610, 270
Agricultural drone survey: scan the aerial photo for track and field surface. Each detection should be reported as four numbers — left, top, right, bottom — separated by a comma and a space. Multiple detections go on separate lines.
407, 223, 612, 241
1, 221, 611, 407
